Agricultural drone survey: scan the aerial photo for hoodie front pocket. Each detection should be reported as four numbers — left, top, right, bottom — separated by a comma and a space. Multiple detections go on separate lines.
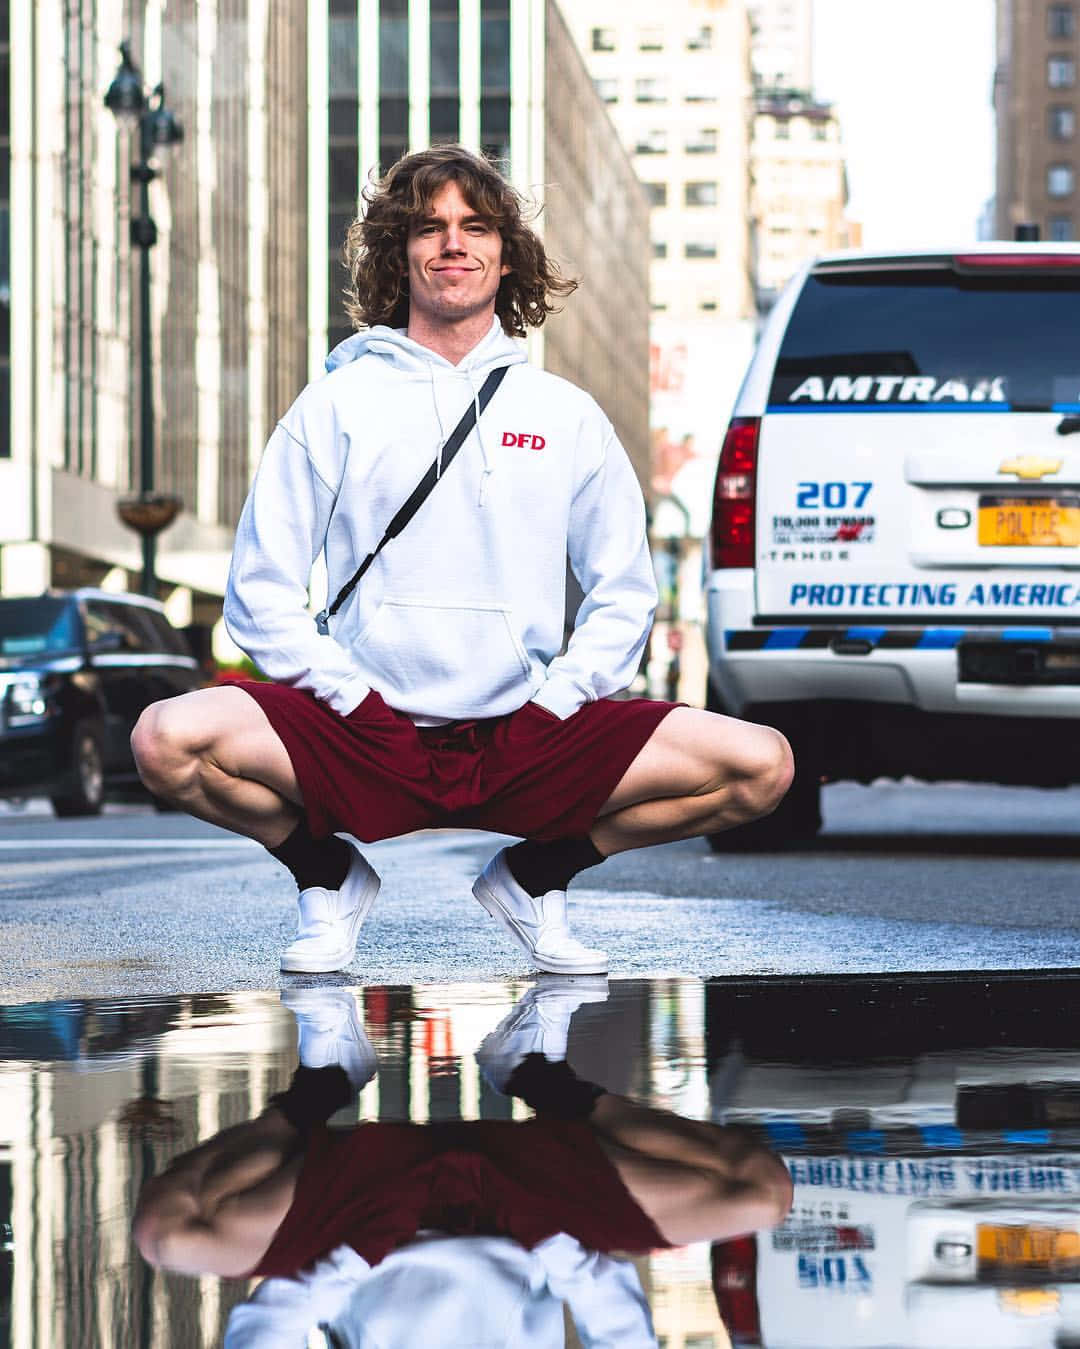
357, 596, 532, 715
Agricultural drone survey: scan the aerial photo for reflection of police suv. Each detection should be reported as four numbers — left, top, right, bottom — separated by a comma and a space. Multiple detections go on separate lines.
704, 244, 1080, 845
0, 589, 200, 815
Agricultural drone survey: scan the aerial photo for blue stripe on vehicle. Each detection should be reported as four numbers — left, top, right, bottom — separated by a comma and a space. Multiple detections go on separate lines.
764, 628, 810, 650
844, 626, 887, 643
1053, 403, 1080, 413
765, 1121, 807, 1147
765, 403, 1012, 414
1003, 1129, 1052, 1144
917, 629, 966, 649
845, 1130, 887, 1154
920, 1125, 966, 1149
1000, 629, 1053, 642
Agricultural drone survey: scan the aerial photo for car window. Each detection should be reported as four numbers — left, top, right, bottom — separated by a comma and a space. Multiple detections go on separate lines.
141, 610, 191, 657
0, 597, 81, 657
770, 267, 1080, 412
84, 600, 149, 653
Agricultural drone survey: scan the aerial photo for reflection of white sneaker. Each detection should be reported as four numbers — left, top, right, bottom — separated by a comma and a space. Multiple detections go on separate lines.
280, 838, 380, 974
476, 975, 609, 1093
472, 849, 608, 974
279, 987, 378, 1091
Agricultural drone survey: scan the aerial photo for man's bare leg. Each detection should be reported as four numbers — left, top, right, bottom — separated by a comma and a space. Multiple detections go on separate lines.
592, 707, 793, 855
131, 687, 303, 848
587, 1092, 793, 1246
133, 1106, 304, 1276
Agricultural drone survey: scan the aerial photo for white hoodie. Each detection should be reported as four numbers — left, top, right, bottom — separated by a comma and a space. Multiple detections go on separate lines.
223, 318, 657, 722
222, 1232, 658, 1348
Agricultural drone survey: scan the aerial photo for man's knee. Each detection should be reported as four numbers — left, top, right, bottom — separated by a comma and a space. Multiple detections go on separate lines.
130, 699, 199, 795
724, 725, 794, 823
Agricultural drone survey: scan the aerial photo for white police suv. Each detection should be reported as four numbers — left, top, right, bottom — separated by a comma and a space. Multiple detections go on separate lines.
704, 244, 1080, 845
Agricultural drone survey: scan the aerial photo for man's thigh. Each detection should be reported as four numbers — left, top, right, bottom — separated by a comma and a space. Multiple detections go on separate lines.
144, 685, 302, 805
596, 707, 782, 815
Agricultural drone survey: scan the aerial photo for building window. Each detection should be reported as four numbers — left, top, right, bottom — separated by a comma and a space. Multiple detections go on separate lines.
700, 300, 718, 311
1049, 56, 1077, 88
1049, 4, 1076, 38
643, 182, 668, 207
687, 24, 713, 50
813, 122, 829, 141
594, 77, 618, 103
635, 77, 668, 103
775, 118, 791, 139
1049, 214, 1074, 240
652, 239, 667, 258
591, 27, 616, 51
685, 239, 718, 258
481, 0, 511, 166
685, 181, 718, 207
1049, 162, 1076, 195
638, 27, 663, 51
1049, 105, 1076, 139
635, 129, 667, 155
686, 128, 717, 153
684, 85, 717, 104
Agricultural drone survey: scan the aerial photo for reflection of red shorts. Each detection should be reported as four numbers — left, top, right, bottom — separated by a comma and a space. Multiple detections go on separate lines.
235, 682, 679, 841
250, 1117, 671, 1277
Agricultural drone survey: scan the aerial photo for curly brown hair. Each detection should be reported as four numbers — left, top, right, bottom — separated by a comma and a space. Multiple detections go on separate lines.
342, 145, 577, 337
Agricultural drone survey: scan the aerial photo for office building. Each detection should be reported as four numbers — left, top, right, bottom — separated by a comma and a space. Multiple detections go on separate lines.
748, 0, 814, 92
995, 0, 1079, 240
751, 89, 858, 310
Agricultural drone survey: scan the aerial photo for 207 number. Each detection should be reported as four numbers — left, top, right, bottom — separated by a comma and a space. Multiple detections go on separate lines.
797, 481, 872, 509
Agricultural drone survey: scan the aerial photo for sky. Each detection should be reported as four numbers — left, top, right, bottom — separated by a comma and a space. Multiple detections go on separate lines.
812, 0, 997, 248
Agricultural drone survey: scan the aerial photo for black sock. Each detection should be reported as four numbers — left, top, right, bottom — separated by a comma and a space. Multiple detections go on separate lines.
267, 1065, 353, 1135
505, 1053, 607, 1119
269, 819, 352, 892
505, 836, 606, 897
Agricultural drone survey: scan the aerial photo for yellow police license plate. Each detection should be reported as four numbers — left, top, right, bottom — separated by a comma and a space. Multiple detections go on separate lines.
978, 496, 1080, 546
977, 1224, 1080, 1276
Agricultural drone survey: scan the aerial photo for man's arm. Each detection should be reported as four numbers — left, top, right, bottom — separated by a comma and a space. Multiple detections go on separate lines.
223, 419, 372, 716
531, 422, 658, 720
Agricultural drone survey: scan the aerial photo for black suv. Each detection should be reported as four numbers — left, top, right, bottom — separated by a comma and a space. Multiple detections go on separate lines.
0, 588, 203, 815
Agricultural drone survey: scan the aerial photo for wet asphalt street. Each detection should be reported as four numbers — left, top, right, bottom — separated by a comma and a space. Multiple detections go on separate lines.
2, 780, 1080, 1001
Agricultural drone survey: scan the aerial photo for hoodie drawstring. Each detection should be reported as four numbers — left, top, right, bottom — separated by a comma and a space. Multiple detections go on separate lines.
429, 366, 449, 479
468, 366, 494, 508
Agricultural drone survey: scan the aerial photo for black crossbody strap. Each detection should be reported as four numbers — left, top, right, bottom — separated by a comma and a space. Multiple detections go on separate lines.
316, 364, 508, 633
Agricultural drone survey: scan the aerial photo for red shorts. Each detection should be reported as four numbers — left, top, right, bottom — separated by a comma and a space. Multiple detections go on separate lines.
236, 682, 679, 842
250, 1117, 671, 1277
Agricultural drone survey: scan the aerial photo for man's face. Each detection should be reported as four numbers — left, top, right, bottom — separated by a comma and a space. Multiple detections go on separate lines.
405, 181, 510, 329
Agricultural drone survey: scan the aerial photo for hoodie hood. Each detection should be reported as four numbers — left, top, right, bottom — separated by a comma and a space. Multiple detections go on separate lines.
324, 316, 527, 378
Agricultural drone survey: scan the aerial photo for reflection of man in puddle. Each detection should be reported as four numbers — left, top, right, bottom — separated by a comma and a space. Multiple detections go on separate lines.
133, 983, 791, 1342
128, 143, 793, 979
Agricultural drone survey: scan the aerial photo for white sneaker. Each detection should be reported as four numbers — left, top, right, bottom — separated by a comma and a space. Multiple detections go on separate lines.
476, 976, 610, 1093
471, 849, 609, 974
280, 837, 380, 974
279, 987, 378, 1091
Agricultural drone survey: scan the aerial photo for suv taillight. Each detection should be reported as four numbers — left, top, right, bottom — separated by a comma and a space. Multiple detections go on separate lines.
710, 418, 759, 569
712, 1236, 763, 1346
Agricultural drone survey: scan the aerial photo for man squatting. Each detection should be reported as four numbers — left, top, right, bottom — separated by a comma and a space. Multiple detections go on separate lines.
131, 145, 793, 975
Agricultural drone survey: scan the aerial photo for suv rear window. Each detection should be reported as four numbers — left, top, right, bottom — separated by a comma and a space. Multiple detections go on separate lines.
0, 598, 81, 657
770, 266, 1080, 412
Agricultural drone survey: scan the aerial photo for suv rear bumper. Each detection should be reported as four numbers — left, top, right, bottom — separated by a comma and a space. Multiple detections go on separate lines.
706, 575, 1080, 721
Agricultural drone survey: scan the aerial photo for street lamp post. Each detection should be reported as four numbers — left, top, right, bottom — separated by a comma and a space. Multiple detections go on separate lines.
105, 41, 184, 597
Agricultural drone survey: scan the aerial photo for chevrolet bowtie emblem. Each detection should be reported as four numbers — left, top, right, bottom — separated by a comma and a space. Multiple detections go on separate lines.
998, 455, 1063, 480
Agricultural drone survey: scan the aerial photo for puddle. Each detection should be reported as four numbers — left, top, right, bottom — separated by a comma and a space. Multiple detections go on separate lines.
3, 973, 1080, 1346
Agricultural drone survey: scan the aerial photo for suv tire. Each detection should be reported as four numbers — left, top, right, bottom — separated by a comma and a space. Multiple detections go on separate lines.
50, 723, 106, 817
